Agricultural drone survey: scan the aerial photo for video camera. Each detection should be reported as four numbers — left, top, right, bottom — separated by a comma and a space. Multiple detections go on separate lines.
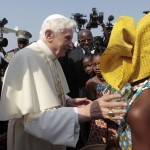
143, 10, 150, 14
89, 8, 104, 28
0, 18, 8, 47
71, 13, 87, 32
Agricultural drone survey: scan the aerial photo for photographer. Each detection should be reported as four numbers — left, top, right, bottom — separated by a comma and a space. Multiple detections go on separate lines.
86, 8, 110, 54
86, 21, 109, 54
71, 13, 87, 33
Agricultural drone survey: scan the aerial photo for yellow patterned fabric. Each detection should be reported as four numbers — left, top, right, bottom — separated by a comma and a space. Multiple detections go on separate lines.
100, 13, 150, 90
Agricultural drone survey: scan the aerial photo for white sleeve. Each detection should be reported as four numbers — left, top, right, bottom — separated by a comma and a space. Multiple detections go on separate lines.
65, 95, 71, 100
65, 95, 71, 106
24, 107, 80, 147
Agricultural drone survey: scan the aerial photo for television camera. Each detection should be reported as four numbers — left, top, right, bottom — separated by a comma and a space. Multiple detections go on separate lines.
0, 18, 8, 47
89, 8, 104, 28
0, 18, 17, 48
143, 10, 150, 14
71, 13, 87, 32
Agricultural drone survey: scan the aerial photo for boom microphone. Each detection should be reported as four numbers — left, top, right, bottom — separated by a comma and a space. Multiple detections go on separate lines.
108, 15, 114, 22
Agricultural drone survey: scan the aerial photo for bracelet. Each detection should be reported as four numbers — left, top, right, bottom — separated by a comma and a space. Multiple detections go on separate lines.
90, 101, 101, 120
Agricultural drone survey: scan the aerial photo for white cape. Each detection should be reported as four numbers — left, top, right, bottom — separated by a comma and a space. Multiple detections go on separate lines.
0, 40, 69, 120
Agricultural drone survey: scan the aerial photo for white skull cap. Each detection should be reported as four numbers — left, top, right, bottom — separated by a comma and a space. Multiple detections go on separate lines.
44, 14, 67, 22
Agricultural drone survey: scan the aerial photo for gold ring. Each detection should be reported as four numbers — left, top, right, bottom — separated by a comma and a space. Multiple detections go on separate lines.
107, 109, 115, 118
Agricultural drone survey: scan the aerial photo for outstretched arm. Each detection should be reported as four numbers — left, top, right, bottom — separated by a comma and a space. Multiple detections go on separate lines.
24, 92, 127, 147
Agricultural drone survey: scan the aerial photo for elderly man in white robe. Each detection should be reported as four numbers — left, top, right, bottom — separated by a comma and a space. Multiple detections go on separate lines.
0, 14, 127, 150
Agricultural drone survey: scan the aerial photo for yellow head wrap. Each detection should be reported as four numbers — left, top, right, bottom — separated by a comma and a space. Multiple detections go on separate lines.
100, 13, 150, 90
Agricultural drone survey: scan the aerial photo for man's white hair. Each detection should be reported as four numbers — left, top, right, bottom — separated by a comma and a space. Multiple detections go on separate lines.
39, 14, 77, 40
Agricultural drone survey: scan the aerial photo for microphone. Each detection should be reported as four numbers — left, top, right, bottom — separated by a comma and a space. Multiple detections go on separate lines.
108, 15, 114, 22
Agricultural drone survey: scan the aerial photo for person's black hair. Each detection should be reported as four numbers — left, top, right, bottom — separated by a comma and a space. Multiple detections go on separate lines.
82, 52, 92, 61
93, 50, 101, 55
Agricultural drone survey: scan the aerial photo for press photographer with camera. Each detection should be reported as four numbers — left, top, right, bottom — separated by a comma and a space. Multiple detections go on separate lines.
71, 13, 87, 33
86, 8, 114, 54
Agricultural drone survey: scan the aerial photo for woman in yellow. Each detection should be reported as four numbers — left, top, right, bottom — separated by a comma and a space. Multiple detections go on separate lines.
100, 13, 150, 150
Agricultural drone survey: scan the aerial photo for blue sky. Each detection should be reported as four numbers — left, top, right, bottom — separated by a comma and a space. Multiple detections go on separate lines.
0, 0, 150, 51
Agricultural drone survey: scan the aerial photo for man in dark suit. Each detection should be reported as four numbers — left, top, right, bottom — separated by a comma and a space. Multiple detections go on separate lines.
67, 29, 94, 149
68, 29, 94, 98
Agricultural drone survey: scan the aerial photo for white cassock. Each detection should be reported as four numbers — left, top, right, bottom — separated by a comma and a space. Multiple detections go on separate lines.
0, 39, 80, 150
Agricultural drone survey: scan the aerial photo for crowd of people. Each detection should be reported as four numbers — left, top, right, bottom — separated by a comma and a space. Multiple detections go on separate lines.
0, 11, 150, 150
